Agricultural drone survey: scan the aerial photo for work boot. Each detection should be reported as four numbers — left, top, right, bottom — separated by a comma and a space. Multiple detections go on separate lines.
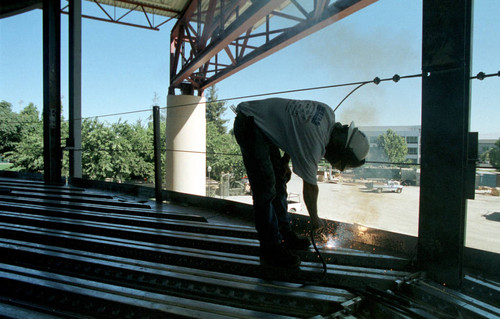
282, 231, 311, 250
260, 243, 301, 268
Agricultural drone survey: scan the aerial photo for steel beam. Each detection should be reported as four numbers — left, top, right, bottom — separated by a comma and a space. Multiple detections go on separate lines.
68, 0, 83, 179
60, 0, 178, 30
170, 0, 287, 93
169, 0, 377, 94
43, 0, 62, 185
0, 0, 42, 18
418, 0, 472, 288
202, 0, 377, 91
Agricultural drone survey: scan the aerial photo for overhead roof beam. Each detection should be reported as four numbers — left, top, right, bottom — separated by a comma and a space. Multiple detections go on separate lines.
59, 1, 179, 31
202, 0, 377, 90
170, 0, 287, 93
169, 0, 378, 94
0, 0, 42, 18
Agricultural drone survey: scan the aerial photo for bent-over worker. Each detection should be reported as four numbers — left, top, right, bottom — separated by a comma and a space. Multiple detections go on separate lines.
233, 98, 369, 268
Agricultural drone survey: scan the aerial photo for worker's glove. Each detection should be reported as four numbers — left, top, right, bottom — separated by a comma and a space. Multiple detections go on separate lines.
311, 216, 326, 235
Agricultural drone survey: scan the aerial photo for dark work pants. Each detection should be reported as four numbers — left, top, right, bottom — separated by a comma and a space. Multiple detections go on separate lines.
233, 112, 291, 247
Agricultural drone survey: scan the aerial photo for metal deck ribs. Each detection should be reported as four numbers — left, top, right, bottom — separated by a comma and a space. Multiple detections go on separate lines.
1, 177, 498, 318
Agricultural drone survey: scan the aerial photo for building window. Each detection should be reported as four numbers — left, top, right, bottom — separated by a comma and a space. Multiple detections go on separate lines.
406, 136, 418, 144
408, 147, 418, 155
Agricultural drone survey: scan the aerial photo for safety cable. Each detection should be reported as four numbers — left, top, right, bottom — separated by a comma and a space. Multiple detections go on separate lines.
3, 70, 499, 124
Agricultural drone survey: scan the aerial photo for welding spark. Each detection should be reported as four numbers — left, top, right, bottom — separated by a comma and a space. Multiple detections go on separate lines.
357, 225, 368, 232
325, 235, 338, 249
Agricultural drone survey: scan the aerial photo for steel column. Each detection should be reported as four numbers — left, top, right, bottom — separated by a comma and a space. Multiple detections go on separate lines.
69, 0, 82, 179
418, 0, 472, 288
153, 106, 162, 203
43, 0, 62, 185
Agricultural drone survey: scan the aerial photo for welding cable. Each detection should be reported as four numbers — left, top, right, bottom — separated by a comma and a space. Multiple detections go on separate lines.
297, 230, 328, 287
332, 74, 411, 113
309, 230, 328, 283
333, 82, 369, 113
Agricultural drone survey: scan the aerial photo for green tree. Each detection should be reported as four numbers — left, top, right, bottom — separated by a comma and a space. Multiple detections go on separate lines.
4, 103, 44, 172
81, 119, 114, 180
488, 138, 500, 171
0, 101, 21, 155
204, 85, 244, 181
1, 99, 161, 182
81, 118, 156, 183
376, 129, 409, 164
206, 121, 243, 180
112, 120, 154, 182
206, 86, 228, 134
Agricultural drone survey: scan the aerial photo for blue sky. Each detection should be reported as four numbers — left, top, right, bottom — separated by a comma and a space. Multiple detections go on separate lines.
1, 0, 499, 138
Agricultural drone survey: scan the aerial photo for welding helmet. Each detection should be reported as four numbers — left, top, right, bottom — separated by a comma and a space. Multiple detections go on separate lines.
338, 122, 369, 171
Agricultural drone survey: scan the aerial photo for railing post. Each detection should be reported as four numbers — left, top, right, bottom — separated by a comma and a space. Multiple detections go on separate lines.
153, 106, 163, 203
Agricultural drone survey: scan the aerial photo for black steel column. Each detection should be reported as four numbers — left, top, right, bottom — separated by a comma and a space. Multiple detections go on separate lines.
69, 0, 82, 178
43, 0, 62, 184
153, 106, 163, 203
418, 0, 472, 288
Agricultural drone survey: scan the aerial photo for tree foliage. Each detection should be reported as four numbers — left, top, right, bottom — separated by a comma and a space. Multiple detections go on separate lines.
376, 129, 409, 164
2, 102, 44, 172
0, 101, 22, 155
206, 121, 244, 180
488, 138, 500, 171
205, 87, 244, 181
81, 119, 155, 182
2, 101, 159, 182
205, 86, 229, 134
2, 96, 243, 185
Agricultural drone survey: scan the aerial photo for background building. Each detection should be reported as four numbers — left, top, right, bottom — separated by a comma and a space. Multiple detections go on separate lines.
359, 125, 421, 164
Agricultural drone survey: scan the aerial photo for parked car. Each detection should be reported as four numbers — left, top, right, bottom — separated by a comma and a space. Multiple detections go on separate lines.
366, 180, 404, 193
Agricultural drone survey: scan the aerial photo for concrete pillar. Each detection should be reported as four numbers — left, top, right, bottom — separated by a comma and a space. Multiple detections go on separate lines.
165, 95, 206, 196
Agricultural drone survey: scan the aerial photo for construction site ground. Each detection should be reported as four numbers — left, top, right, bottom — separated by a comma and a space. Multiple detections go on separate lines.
228, 173, 500, 254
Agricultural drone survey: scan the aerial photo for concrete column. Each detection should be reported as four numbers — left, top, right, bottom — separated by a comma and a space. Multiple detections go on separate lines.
165, 95, 206, 196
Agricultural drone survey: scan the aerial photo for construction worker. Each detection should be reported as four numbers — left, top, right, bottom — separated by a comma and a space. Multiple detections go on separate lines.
233, 98, 369, 268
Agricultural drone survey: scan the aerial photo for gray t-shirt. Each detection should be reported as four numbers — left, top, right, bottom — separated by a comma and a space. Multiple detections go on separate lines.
237, 98, 335, 185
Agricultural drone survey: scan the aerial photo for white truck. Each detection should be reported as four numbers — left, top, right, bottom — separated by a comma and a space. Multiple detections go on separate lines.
366, 180, 404, 193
